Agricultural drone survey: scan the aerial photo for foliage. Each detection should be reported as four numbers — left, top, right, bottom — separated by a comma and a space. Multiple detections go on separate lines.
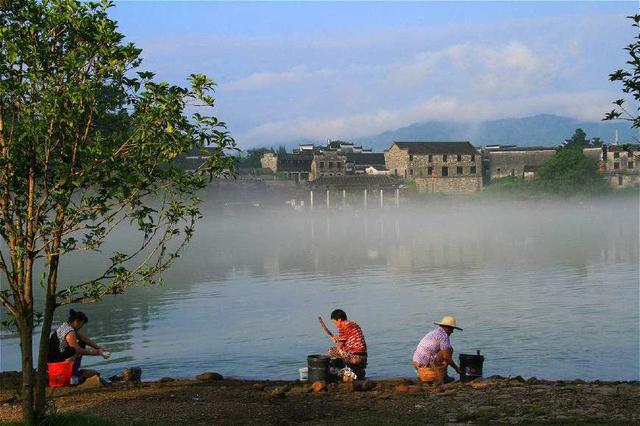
533, 149, 607, 195
277, 145, 287, 156
564, 128, 588, 149
0, 0, 236, 424
604, 14, 640, 136
236, 147, 272, 169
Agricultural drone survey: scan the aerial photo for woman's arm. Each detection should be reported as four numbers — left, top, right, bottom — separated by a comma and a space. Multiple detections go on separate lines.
76, 329, 102, 350
65, 331, 100, 356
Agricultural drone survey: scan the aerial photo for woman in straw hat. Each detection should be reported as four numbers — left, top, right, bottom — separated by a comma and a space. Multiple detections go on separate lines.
412, 315, 463, 380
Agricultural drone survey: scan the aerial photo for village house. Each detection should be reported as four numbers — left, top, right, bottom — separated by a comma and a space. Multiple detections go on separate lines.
484, 146, 556, 182
604, 144, 640, 188
261, 142, 385, 182
384, 141, 482, 194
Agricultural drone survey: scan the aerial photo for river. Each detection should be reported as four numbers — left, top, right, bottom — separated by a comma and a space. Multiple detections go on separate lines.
1, 198, 638, 381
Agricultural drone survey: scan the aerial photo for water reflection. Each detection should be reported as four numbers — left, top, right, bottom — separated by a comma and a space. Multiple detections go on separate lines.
1, 198, 638, 381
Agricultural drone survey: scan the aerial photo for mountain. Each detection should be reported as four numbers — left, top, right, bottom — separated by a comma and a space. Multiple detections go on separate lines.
352, 114, 638, 151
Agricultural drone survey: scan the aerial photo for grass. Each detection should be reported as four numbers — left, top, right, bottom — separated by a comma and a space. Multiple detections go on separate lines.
0, 414, 152, 426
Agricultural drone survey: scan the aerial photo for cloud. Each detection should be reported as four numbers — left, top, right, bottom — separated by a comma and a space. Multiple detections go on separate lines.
224, 65, 336, 91
236, 90, 615, 145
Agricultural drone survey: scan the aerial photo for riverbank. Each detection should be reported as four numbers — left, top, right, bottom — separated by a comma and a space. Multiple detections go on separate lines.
1, 374, 638, 425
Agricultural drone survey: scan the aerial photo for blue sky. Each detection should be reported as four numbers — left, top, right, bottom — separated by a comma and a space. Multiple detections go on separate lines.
112, 1, 637, 148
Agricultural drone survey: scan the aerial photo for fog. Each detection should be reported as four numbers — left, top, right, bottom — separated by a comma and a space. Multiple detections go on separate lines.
1, 194, 639, 381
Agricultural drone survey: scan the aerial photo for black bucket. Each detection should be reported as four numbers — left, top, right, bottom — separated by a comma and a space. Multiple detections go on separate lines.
459, 350, 485, 382
307, 354, 330, 382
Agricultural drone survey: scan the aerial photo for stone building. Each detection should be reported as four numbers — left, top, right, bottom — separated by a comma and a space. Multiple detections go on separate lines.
260, 152, 278, 173
604, 145, 640, 188
310, 151, 346, 180
384, 141, 482, 194
484, 146, 556, 181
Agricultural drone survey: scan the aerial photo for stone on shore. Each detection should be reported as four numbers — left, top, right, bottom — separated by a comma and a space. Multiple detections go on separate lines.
78, 375, 108, 389
158, 377, 175, 383
196, 372, 224, 382
311, 381, 326, 393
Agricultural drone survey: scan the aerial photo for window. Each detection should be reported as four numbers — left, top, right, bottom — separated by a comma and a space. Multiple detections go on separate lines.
614, 162, 620, 170
628, 162, 634, 169
409, 169, 413, 176
471, 154, 475, 162
497, 167, 501, 176
614, 152, 620, 159
443, 154, 448, 162
470, 166, 477, 174
442, 166, 449, 176
619, 176, 623, 186
457, 154, 462, 162
336, 162, 341, 168
409, 154, 413, 161
457, 166, 463, 175
319, 161, 324, 168
428, 154, 433, 162
328, 161, 334, 169
427, 166, 433, 176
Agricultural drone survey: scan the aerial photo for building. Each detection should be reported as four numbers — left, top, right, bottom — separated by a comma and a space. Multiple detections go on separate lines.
604, 145, 640, 188
260, 141, 382, 182
261, 152, 278, 173
384, 141, 482, 193
276, 153, 313, 182
345, 153, 386, 175
310, 150, 346, 180
484, 146, 556, 182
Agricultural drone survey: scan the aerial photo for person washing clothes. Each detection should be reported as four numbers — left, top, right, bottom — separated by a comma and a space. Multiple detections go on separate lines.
413, 314, 463, 382
48, 309, 110, 384
326, 309, 368, 379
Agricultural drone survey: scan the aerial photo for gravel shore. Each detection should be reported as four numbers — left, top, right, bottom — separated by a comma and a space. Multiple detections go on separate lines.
1, 374, 638, 425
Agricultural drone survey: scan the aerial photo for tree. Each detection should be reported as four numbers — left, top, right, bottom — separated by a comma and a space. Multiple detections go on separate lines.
0, 1, 237, 424
535, 149, 607, 195
604, 14, 640, 136
237, 147, 272, 169
277, 145, 287, 157
564, 128, 588, 149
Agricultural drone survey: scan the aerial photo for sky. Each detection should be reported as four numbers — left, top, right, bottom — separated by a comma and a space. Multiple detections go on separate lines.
111, 1, 638, 148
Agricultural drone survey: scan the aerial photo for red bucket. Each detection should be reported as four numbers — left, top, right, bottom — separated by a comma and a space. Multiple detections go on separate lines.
47, 361, 73, 388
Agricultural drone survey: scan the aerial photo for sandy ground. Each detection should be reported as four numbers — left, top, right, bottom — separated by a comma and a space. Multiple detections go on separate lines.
1, 374, 639, 425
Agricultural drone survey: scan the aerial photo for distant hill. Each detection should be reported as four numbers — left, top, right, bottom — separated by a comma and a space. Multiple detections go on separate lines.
352, 114, 638, 151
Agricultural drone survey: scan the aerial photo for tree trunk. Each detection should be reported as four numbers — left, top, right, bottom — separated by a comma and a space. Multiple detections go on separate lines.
18, 318, 36, 426
34, 293, 56, 421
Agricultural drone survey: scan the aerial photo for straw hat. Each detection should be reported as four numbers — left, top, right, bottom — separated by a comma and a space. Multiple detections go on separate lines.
434, 315, 463, 331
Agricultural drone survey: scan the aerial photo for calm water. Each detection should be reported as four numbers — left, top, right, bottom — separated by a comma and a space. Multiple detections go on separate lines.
1, 199, 639, 381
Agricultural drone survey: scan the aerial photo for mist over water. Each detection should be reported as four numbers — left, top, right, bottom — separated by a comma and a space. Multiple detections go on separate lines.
1, 197, 639, 381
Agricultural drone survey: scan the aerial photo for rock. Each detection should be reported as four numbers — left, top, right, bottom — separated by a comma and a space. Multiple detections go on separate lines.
122, 367, 142, 382
269, 389, 286, 399
77, 375, 107, 389
288, 386, 311, 395
511, 375, 525, 383
470, 381, 491, 389
252, 383, 266, 391
572, 379, 586, 385
526, 377, 540, 384
355, 380, 375, 392
394, 384, 419, 394
196, 372, 223, 382
158, 377, 174, 383
311, 381, 326, 393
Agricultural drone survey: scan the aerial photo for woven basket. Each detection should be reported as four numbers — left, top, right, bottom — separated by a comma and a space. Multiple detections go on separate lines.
417, 364, 446, 383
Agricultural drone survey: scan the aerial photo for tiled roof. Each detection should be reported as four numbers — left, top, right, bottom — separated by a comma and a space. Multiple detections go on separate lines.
488, 146, 556, 152
345, 153, 385, 165
309, 175, 403, 188
393, 141, 477, 155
